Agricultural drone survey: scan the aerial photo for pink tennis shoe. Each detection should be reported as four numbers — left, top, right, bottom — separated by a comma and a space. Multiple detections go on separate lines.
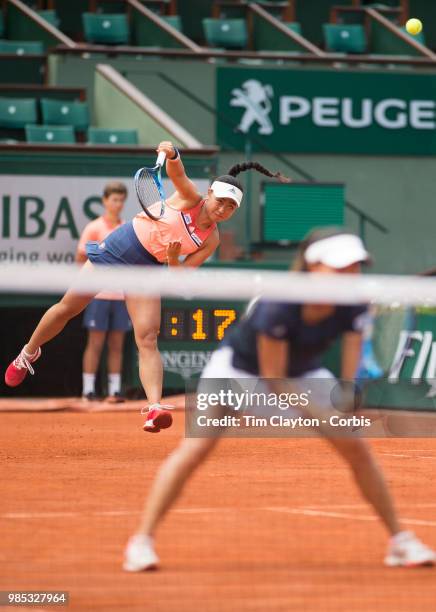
5, 347, 41, 387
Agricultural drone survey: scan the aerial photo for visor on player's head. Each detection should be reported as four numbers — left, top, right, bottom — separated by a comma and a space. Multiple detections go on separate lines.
211, 181, 243, 207
304, 234, 371, 269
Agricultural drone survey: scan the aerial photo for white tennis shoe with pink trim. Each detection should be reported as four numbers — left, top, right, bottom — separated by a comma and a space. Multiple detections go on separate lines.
123, 535, 159, 572
384, 531, 435, 567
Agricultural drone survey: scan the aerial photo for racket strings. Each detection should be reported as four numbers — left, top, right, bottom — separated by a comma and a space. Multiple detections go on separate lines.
136, 169, 162, 207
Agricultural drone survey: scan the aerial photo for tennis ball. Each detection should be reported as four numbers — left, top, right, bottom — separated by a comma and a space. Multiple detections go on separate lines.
406, 18, 423, 36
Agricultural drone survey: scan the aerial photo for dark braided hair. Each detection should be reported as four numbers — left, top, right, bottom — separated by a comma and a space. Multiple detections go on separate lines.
214, 162, 290, 192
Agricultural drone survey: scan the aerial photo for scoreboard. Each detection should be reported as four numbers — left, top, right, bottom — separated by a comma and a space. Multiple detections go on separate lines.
129, 299, 247, 390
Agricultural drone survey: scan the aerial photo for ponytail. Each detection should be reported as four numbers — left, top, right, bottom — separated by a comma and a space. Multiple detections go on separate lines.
228, 161, 290, 184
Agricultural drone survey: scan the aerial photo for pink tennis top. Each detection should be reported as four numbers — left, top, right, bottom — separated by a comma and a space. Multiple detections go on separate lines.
78, 216, 125, 300
132, 199, 217, 263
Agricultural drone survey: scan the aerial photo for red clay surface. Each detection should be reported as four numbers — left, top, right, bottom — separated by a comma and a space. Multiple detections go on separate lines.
1, 407, 436, 611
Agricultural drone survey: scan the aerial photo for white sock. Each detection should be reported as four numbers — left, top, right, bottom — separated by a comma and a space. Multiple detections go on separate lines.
83, 373, 96, 395
108, 373, 121, 396
23, 345, 39, 359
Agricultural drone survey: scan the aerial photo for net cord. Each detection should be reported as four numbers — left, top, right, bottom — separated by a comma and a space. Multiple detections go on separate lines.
1, 263, 436, 306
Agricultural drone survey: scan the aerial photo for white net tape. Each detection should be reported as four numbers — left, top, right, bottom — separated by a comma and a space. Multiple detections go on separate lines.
1, 263, 436, 306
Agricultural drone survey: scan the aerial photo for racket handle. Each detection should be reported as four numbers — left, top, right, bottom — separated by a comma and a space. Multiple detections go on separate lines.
156, 151, 167, 167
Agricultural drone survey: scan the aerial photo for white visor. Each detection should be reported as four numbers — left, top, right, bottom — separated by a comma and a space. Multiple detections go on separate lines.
211, 180, 243, 207
304, 234, 371, 269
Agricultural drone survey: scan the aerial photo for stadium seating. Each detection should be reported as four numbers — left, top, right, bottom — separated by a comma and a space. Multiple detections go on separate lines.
202, 18, 248, 49
87, 127, 138, 145
0, 11, 4, 38
82, 12, 129, 44
162, 15, 182, 32
25, 124, 76, 144
0, 97, 37, 128
37, 10, 61, 28
0, 40, 44, 55
323, 24, 367, 53
402, 26, 425, 46
40, 98, 89, 131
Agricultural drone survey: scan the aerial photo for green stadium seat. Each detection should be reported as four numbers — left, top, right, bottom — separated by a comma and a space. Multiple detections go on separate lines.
323, 24, 367, 54
0, 12, 4, 39
82, 13, 130, 44
25, 124, 76, 144
37, 10, 61, 28
162, 16, 182, 32
401, 26, 426, 46
284, 22, 302, 36
87, 127, 138, 145
0, 97, 37, 128
40, 98, 89, 131
0, 40, 44, 55
202, 18, 248, 49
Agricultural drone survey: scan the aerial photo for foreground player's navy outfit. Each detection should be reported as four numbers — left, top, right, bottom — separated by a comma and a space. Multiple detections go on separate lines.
224, 301, 367, 377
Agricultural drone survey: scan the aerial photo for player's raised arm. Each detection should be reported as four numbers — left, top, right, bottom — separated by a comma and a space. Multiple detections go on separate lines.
157, 141, 201, 205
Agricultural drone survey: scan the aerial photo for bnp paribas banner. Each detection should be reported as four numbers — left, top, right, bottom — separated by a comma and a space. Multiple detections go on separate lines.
0, 175, 208, 264
217, 67, 436, 154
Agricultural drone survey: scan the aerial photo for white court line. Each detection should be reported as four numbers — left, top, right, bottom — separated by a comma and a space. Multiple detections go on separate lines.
266, 507, 436, 527
381, 453, 436, 459
1, 508, 228, 520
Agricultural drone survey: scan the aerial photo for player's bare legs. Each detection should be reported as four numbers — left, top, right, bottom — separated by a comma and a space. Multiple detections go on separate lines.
139, 437, 218, 534
125, 295, 162, 405
26, 261, 97, 354
329, 437, 401, 534
124, 437, 217, 571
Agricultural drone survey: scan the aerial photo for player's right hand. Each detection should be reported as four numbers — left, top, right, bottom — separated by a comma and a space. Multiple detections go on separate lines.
157, 141, 176, 159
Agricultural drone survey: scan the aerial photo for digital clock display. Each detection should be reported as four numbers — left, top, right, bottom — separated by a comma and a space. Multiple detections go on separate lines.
161, 307, 239, 342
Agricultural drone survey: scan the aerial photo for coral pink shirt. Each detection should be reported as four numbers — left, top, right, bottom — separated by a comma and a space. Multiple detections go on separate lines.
78, 216, 125, 300
132, 199, 217, 263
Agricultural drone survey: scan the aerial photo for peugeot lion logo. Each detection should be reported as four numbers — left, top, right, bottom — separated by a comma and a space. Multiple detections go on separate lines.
230, 79, 274, 135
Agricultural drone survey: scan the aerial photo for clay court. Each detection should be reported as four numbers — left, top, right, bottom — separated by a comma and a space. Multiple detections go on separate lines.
1, 400, 436, 612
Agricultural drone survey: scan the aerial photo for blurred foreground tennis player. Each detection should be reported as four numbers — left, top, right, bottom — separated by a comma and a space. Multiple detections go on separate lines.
4, 141, 288, 433
124, 228, 435, 569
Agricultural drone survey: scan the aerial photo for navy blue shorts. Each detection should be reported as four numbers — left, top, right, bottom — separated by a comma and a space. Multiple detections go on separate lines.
85, 221, 162, 266
83, 299, 132, 332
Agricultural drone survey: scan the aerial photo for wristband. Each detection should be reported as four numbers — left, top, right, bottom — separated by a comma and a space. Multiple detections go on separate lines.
169, 147, 180, 161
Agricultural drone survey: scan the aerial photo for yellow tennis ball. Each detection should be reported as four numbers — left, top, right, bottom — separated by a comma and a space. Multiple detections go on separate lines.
406, 18, 422, 36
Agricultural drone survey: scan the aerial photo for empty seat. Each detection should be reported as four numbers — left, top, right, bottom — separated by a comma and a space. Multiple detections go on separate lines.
0, 40, 44, 55
402, 26, 426, 46
202, 18, 248, 49
323, 24, 367, 54
37, 10, 61, 28
25, 124, 75, 144
87, 127, 138, 145
82, 13, 129, 44
40, 98, 89, 131
0, 97, 37, 128
162, 15, 182, 32
284, 22, 302, 36
0, 12, 4, 38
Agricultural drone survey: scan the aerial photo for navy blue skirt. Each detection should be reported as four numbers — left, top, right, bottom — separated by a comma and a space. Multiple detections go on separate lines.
86, 221, 162, 267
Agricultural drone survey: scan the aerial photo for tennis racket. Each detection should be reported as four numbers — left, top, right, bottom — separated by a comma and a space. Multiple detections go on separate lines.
134, 151, 166, 220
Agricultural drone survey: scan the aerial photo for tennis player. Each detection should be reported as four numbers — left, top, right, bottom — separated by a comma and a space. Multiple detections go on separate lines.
124, 228, 435, 569
4, 141, 287, 433
76, 181, 131, 402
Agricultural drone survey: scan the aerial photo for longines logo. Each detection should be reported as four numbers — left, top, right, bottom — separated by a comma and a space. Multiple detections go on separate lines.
162, 350, 213, 380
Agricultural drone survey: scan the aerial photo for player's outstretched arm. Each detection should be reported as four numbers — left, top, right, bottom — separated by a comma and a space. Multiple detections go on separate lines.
157, 141, 201, 205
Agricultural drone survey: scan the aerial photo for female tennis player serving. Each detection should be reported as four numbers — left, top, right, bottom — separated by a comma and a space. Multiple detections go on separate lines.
5, 141, 287, 433
123, 227, 435, 569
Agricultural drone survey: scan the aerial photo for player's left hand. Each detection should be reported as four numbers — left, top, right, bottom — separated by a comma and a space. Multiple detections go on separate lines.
167, 240, 182, 265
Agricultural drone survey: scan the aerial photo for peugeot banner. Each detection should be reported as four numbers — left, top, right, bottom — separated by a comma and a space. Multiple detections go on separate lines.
217, 66, 436, 155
